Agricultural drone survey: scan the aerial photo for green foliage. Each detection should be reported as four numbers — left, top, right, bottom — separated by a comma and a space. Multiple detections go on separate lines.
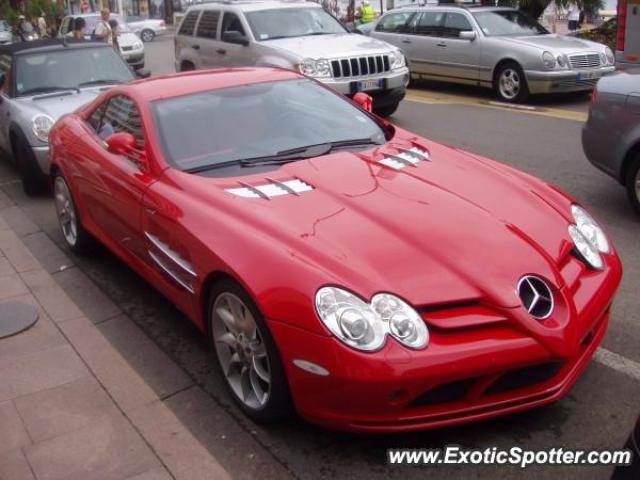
519, 0, 606, 21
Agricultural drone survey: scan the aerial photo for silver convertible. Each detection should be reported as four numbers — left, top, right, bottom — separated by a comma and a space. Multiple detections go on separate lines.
370, 5, 616, 102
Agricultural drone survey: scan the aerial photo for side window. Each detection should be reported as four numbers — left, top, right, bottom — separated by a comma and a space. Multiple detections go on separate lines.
0, 55, 11, 95
196, 10, 220, 39
374, 12, 413, 33
88, 102, 107, 132
179, 10, 200, 36
221, 12, 245, 38
442, 12, 473, 38
96, 95, 145, 151
413, 11, 445, 37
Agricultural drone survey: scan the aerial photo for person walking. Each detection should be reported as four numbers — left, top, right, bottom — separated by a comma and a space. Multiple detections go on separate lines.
37, 12, 47, 38
567, 2, 581, 32
93, 9, 113, 45
73, 17, 86, 39
356, 0, 375, 25
108, 18, 120, 53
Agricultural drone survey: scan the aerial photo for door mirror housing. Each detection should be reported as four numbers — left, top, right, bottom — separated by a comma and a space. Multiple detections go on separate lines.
105, 132, 137, 156
459, 30, 476, 41
353, 92, 373, 113
135, 68, 151, 79
222, 30, 249, 46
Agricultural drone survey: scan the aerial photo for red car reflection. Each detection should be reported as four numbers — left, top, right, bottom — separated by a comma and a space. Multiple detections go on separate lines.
49, 68, 622, 433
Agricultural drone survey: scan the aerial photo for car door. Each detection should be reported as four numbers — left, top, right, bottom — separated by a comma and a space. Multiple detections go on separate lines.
176, 10, 202, 66
403, 10, 446, 77
217, 11, 254, 67
435, 11, 481, 82
193, 9, 222, 67
68, 94, 154, 260
371, 11, 416, 52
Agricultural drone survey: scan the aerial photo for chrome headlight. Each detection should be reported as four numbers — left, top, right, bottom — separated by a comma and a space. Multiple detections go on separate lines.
389, 50, 405, 69
542, 51, 556, 69
133, 41, 143, 50
298, 58, 331, 78
568, 204, 610, 269
315, 287, 428, 352
557, 54, 568, 68
32, 114, 54, 143
604, 47, 615, 65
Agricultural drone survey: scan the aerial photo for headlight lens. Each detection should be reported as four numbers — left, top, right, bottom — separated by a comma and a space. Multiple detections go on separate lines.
390, 50, 405, 69
568, 205, 610, 269
133, 41, 143, 49
542, 51, 556, 69
32, 114, 54, 143
605, 47, 615, 65
557, 54, 568, 68
568, 225, 603, 269
315, 287, 428, 352
298, 58, 331, 78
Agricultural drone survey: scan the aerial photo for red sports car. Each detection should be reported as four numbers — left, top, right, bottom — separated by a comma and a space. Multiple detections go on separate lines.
49, 68, 622, 433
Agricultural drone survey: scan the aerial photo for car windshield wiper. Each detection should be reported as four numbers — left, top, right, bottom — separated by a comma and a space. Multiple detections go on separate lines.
77, 79, 125, 87
20, 86, 80, 96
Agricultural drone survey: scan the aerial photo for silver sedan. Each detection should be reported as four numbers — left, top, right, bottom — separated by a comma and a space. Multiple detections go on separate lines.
126, 16, 168, 42
371, 6, 616, 102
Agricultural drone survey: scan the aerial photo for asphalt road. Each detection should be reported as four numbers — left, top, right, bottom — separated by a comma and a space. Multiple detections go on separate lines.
1, 35, 639, 480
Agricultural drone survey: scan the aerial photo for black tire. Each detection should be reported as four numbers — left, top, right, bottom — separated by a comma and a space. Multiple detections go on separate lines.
52, 173, 94, 253
625, 153, 640, 214
140, 29, 155, 42
207, 278, 293, 423
374, 102, 400, 117
12, 132, 46, 195
494, 62, 529, 103
180, 61, 195, 72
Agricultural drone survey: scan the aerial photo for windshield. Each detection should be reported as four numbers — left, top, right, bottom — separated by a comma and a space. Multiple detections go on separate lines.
473, 10, 548, 37
80, 14, 132, 33
152, 79, 387, 172
245, 8, 346, 41
15, 47, 134, 96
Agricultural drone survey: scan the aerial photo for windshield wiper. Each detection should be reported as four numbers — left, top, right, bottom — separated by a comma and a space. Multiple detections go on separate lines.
77, 79, 125, 87
20, 86, 80, 96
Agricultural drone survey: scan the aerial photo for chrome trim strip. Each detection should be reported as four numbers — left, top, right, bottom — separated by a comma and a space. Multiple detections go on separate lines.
396, 146, 430, 160
386, 153, 418, 167
144, 232, 197, 277
148, 250, 195, 294
225, 178, 314, 199
238, 181, 271, 200
265, 177, 300, 196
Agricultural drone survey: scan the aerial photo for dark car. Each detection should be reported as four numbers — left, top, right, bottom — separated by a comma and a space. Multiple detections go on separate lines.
611, 415, 639, 479
582, 68, 640, 213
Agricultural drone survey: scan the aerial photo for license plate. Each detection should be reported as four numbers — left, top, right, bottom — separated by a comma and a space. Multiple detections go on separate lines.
357, 79, 383, 91
576, 71, 601, 81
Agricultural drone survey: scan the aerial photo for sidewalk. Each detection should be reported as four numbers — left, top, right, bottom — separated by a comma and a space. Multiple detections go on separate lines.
0, 196, 240, 479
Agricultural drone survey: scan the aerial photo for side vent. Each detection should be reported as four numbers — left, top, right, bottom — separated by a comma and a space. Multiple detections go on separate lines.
225, 178, 313, 199
378, 146, 430, 170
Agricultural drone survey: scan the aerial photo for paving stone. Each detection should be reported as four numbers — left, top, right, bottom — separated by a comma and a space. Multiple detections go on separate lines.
0, 345, 88, 402
97, 315, 193, 400
58, 317, 159, 412
0, 190, 14, 210
25, 413, 161, 480
125, 467, 173, 480
0, 273, 29, 300
52, 267, 121, 323
0, 400, 31, 454
14, 376, 120, 443
0, 256, 14, 276
0, 230, 40, 273
0, 448, 35, 480
20, 269, 84, 323
0, 206, 39, 237
21, 232, 74, 275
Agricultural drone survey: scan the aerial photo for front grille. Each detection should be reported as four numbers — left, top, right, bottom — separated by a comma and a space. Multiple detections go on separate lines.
568, 53, 601, 69
556, 78, 599, 90
121, 45, 133, 51
485, 362, 564, 396
331, 55, 390, 78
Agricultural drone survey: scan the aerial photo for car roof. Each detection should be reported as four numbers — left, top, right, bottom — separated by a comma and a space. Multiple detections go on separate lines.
397, 4, 514, 12
122, 68, 303, 102
189, 0, 320, 12
0, 39, 111, 56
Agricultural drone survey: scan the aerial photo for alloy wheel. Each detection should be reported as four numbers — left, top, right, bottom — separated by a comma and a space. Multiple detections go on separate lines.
141, 30, 154, 42
499, 68, 521, 101
54, 176, 78, 247
211, 292, 271, 410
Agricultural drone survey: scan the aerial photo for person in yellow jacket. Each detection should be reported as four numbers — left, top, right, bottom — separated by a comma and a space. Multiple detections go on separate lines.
357, 0, 375, 24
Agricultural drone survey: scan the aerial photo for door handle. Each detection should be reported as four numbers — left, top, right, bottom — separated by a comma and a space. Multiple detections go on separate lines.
401, 39, 411, 44
192, 44, 200, 50
216, 48, 226, 55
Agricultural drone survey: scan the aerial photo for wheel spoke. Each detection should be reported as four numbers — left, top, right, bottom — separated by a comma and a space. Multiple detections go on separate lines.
240, 365, 253, 402
249, 367, 268, 405
216, 306, 238, 333
216, 332, 238, 351
226, 352, 243, 378
252, 353, 270, 384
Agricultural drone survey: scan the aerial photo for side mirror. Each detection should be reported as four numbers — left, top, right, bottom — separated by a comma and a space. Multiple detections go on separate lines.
136, 68, 151, 79
105, 131, 137, 156
353, 92, 373, 113
459, 30, 476, 41
222, 30, 249, 46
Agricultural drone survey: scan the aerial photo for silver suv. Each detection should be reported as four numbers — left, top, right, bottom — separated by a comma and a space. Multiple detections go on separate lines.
174, 0, 410, 116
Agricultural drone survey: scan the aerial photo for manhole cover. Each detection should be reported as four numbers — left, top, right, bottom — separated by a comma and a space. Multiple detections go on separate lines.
0, 301, 39, 338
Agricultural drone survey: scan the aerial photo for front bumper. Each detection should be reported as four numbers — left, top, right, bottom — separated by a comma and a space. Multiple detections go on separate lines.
270, 254, 622, 433
122, 51, 145, 69
582, 124, 622, 181
32, 145, 50, 175
525, 66, 615, 94
320, 67, 410, 100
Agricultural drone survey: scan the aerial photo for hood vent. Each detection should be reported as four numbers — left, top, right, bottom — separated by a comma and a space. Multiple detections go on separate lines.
378, 146, 430, 170
225, 178, 313, 200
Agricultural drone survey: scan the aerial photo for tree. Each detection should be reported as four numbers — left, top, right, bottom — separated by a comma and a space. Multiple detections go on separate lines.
517, 0, 605, 23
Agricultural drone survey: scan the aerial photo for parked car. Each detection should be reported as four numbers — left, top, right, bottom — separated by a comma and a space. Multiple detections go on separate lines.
126, 16, 167, 42
611, 414, 640, 479
58, 13, 145, 70
49, 67, 622, 432
370, 5, 616, 103
582, 69, 640, 213
0, 39, 136, 194
0, 20, 13, 45
174, 0, 410, 117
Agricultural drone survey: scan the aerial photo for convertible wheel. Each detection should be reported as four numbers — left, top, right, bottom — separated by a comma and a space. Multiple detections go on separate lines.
625, 153, 640, 214
140, 29, 155, 42
208, 279, 292, 422
53, 174, 93, 253
14, 136, 46, 195
495, 62, 529, 103
374, 102, 400, 118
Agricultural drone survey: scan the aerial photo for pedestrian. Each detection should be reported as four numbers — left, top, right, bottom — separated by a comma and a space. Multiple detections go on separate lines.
37, 11, 47, 38
543, 0, 557, 33
93, 8, 113, 45
567, 2, 581, 32
73, 17, 86, 40
108, 18, 120, 52
356, 0, 375, 25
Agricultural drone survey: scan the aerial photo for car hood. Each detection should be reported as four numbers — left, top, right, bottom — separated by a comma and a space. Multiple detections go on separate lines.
502, 34, 605, 53
118, 32, 141, 47
262, 32, 396, 59
180, 133, 576, 315
15, 88, 103, 121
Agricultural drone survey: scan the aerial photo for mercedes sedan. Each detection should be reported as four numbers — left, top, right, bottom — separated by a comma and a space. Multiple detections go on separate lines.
49, 68, 622, 432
